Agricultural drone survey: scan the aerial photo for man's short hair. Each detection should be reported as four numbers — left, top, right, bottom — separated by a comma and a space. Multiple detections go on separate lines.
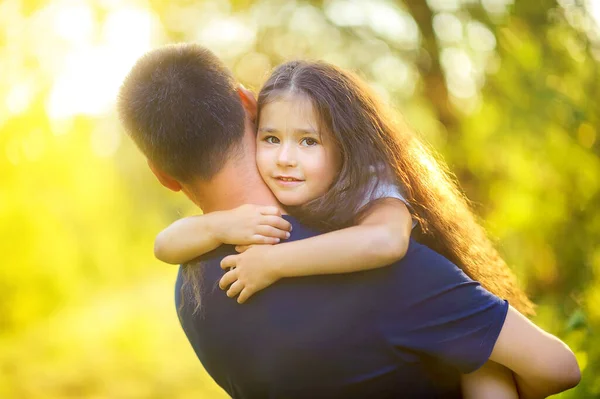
117, 43, 245, 182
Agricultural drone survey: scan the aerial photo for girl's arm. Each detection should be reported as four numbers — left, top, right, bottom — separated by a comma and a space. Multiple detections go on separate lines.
272, 198, 412, 276
154, 204, 291, 264
219, 198, 412, 303
461, 361, 518, 399
489, 306, 580, 398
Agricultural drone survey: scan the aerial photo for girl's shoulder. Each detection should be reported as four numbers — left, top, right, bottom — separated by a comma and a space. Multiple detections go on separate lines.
361, 163, 417, 227
364, 164, 406, 201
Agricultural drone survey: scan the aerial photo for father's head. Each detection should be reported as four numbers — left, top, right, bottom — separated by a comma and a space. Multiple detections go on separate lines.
117, 43, 258, 206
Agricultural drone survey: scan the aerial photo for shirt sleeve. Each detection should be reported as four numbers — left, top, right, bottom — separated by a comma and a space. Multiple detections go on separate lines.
379, 241, 509, 374
372, 180, 409, 204
360, 168, 417, 229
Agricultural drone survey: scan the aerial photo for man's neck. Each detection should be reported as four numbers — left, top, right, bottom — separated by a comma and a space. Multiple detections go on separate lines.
186, 137, 282, 214
195, 167, 281, 214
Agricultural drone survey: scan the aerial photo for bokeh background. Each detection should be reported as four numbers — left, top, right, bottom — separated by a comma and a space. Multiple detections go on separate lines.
1, 0, 599, 397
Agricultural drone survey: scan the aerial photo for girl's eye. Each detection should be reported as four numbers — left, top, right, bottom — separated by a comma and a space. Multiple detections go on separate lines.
301, 137, 318, 146
265, 136, 280, 144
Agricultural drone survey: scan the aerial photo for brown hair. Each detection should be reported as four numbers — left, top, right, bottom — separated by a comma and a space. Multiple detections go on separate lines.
258, 60, 534, 315
117, 43, 245, 183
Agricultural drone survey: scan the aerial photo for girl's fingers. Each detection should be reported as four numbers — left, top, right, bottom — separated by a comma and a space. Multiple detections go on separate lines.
219, 269, 238, 290
237, 288, 254, 304
255, 225, 290, 240
227, 281, 244, 298
220, 255, 238, 270
235, 245, 252, 253
261, 215, 292, 232
251, 234, 280, 245
259, 206, 281, 216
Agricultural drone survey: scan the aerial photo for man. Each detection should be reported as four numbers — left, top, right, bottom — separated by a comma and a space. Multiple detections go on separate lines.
117, 43, 579, 398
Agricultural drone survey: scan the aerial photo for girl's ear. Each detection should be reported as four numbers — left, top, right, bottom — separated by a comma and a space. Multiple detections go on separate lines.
237, 85, 257, 123
147, 160, 182, 192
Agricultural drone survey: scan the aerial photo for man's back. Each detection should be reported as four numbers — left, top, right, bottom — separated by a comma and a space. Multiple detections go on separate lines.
175, 217, 508, 398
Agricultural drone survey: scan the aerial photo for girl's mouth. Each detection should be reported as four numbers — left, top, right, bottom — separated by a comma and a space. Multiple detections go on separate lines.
274, 176, 304, 187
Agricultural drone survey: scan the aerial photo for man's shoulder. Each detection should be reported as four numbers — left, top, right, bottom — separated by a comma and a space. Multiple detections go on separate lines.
398, 239, 470, 281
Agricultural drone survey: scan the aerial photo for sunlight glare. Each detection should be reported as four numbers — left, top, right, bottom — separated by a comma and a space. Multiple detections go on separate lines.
367, 2, 419, 49
47, 7, 156, 120
325, 0, 366, 26
198, 16, 256, 58
6, 81, 33, 115
587, 0, 600, 30
52, 3, 94, 46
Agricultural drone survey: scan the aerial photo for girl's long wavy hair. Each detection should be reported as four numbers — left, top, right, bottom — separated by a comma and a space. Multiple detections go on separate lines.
255, 60, 534, 315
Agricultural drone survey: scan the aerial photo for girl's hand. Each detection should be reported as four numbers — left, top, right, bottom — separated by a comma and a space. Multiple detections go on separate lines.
219, 245, 282, 304
213, 204, 291, 246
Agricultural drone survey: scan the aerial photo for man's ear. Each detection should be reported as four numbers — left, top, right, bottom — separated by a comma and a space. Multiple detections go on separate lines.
237, 84, 257, 123
147, 160, 182, 192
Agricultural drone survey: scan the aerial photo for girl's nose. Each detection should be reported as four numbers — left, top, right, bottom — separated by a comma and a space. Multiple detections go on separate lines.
277, 145, 297, 167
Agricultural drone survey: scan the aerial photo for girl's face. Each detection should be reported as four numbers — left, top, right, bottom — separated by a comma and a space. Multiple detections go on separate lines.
256, 93, 341, 206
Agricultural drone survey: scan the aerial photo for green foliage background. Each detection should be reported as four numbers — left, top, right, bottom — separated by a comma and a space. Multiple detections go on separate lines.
1, 0, 598, 397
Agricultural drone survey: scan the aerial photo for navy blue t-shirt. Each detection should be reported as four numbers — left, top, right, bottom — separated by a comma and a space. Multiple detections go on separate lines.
175, 216, 508, 399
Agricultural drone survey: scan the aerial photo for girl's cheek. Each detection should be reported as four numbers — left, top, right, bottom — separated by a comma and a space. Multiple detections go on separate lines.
255, 150, 272, 173
260, 148, 276, 163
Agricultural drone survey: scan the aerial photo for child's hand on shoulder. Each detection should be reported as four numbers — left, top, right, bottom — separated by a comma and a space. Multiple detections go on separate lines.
213, 204, 291, 246
219, 244, 283, 304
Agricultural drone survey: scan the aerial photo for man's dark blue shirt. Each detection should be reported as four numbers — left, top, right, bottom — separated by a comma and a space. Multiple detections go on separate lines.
175, 216, 508, 398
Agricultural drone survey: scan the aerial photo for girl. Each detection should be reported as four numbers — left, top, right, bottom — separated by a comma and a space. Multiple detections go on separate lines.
156, 60, 535, 397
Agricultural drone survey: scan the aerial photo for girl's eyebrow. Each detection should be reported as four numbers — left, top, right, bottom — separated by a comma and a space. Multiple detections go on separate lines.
294, 128, 318, 135
258, 127, 318, 135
